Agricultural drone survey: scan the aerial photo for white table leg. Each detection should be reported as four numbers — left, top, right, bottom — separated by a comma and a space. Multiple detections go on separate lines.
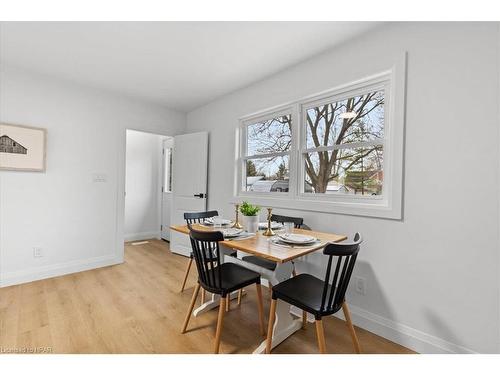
192, 290, 241, 316
202, 249, 302, 352
252, 261, 301, 354
253, 299, 302, 353
192, 249, 244, 316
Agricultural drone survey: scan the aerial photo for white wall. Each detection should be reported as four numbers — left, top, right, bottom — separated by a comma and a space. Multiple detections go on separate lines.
124, 130, 166, 241
0, 66, 186, 287
186, 22, 500, 353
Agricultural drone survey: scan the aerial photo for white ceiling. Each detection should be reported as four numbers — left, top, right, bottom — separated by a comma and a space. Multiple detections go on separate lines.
0, 22, 382, 112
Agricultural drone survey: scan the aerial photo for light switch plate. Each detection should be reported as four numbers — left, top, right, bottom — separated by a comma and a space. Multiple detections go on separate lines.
355, 277, 366, 295
92, 173, 107, 183
33, 247, 43, 258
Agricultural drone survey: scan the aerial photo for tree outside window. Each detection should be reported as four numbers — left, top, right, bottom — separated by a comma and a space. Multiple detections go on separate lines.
244, 114, 291, 192
242, 90, 384, 196
303, 90, 384, 195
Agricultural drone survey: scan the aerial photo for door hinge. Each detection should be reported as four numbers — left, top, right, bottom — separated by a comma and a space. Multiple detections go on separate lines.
161, 225, 163, 231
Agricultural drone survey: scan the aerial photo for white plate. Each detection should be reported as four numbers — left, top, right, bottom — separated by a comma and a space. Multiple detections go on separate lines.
204, 218, 232, 226
258, 222, 284, 230
278, 233, 316, 244
222, 228, 244, 238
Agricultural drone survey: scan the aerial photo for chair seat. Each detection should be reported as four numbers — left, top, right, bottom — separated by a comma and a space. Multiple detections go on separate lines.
222, 248, 238, 258
272, 274, 340, 318
201, 263, 261, 296
242, 255, 277, 271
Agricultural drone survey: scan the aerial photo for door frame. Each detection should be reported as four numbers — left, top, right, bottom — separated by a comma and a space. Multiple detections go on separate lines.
117, 128, 177, 263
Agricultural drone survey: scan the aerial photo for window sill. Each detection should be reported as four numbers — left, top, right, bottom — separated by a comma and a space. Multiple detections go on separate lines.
235, 193, 402, 220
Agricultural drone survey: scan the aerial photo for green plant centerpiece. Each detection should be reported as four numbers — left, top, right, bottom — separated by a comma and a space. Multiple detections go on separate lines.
239, 201, 260, 233
240, 201, 261, 216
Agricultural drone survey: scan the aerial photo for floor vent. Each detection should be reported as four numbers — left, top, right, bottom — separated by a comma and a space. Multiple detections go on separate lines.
131, 241, 150, 246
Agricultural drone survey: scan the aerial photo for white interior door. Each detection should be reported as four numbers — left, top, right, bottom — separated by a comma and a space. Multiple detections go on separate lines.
161, 138, 174, 240
170, 132, 208, 256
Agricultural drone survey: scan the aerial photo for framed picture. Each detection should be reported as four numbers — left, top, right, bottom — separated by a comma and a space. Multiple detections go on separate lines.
0, 123, 47, 172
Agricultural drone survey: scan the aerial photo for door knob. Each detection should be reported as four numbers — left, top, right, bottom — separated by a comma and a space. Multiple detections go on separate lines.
193, 193, 205, 198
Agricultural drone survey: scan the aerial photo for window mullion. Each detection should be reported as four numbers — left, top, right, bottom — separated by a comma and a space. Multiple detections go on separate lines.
288, 103, 300, 198
298, 102, 307, 195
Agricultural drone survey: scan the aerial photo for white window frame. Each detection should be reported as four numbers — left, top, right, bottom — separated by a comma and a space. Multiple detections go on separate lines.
163, 146, 173, 193
297, 79, 388, 202
234, 56, 406, 219
238, 107, 295, 197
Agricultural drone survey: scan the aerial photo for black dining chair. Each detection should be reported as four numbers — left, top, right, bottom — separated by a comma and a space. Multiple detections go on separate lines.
265, 233, 363, 354
181, 227, 265, 353
271, 214, 304, 228
180, 210, 237, 297
242, 214, 305, 283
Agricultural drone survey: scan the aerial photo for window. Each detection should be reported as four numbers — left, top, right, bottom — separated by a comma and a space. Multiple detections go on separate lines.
163, 147, 173, 192
301, 90, 385, 196
236, 65, 406, 219
242, 112, 292, 193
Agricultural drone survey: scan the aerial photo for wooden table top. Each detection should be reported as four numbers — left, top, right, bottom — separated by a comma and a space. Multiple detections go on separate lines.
170, 224, 347, 263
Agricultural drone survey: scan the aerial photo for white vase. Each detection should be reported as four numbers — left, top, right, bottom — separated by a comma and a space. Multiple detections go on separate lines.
242, 215, 259, 233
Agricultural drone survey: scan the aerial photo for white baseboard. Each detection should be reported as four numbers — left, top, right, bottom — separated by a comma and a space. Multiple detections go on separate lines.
124, 231, 160, 242
0, 254, 122, 288
290, 304, 477, 354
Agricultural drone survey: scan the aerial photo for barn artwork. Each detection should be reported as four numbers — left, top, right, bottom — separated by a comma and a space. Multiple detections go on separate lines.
0, 135, 28, 154
0, 123, 46, 172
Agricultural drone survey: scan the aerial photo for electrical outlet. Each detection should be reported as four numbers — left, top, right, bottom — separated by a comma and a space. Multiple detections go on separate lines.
92, 173, 107, 183
355, 277, 366, 295
33, 247, 43, 258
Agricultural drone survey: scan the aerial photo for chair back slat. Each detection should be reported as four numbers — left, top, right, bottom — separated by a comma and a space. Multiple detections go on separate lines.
319, 233, 362, 315
339, 253, 358, 300
189, 227, 224, 293
184, 210, 219, 224
194, 240, 203, 283
320, 256, 333, 311
336, 257, 350, 301
271, 214, 304, 228
326, 256, 343, 310
200, 241, 211, 283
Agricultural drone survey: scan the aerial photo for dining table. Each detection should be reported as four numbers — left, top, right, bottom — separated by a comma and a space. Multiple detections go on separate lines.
170, 222, 347, 354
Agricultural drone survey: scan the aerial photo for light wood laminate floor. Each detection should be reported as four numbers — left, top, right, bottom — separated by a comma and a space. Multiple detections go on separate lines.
0, 239, 414, 354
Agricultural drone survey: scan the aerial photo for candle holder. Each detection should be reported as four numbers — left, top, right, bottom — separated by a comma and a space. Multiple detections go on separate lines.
262, 207, 275, 236
232, 203, 243, 229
